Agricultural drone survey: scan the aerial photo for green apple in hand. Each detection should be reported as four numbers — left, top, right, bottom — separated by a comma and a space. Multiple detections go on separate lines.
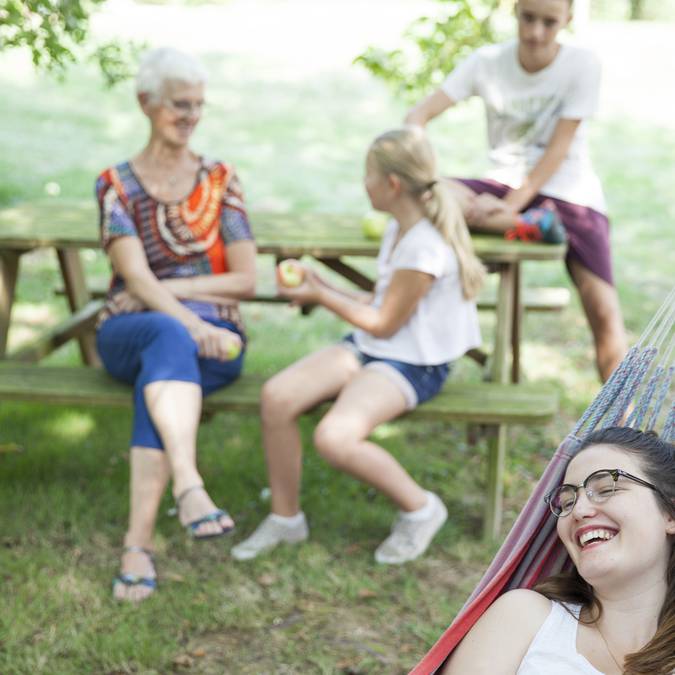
277, 259, 305, 288
226, 337, 242, 361
361, 211, 389, 241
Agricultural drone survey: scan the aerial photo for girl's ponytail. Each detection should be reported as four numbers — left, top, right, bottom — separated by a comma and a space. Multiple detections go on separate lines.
422, 181, 485, 300
368, 126, 485, 300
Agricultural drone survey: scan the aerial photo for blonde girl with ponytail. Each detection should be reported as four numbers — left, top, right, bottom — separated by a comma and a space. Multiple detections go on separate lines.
231, 126, 484, 566
368, 126, 485, 299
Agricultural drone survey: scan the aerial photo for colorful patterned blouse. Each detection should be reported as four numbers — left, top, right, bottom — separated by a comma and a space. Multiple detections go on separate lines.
95, 158, 254, 331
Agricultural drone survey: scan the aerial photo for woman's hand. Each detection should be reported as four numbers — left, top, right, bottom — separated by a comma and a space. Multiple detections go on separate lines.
466, 193, 515, 228
277, 267, 323, 306
187, 320, 242, 361
111, 289, 146, 313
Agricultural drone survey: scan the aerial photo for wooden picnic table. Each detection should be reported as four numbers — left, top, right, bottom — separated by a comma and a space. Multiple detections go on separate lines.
0, 199, 565, 384
0, 199, 566, 538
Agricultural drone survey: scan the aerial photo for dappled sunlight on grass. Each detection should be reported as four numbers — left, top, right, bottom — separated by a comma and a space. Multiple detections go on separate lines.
523, 341, 595, 392
46, 411, 96, 443
7, 302, 61, 349
370, 423, 402, 441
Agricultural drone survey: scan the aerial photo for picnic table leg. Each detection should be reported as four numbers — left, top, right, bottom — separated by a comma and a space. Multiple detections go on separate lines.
57, 248, 101, 367
0, 250, 21, 358
491, 263, 515, 384
483, 263, 515, 540
511, 263, 522, 383
484, 425, 507, 541
316, 257, 375, 291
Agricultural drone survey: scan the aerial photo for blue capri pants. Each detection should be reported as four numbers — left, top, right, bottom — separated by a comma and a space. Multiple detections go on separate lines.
96, 312, 245, 451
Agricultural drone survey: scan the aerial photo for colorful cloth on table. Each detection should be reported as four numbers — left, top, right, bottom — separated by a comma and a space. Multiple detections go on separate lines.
95, 158, 253, 331
456, 178, 614, 286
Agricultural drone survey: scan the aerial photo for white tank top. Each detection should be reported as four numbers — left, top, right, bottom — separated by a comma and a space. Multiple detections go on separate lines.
517, 602, 604, 675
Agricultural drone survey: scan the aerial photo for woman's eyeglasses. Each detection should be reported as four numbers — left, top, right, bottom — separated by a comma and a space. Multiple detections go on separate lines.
544, 468, 662, 518
162, 98, 205, 116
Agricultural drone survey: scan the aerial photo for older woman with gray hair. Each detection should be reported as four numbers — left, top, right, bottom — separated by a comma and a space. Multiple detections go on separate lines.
95, 47, 256, 601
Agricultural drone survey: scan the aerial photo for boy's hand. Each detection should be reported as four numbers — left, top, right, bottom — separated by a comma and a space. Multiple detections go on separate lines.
467, 193, 515, 227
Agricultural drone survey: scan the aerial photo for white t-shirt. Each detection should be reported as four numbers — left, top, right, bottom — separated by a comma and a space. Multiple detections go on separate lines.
517, 602, 603, 675
442, 40, 606, 213
353, 218, 481, 365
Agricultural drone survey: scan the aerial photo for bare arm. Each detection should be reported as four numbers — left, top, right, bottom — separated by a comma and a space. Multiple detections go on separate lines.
504, 118, 582, 213
405, 89, 456, 127
160, 240, 257, 302
467, 118, 583, 226
107, 236, 241, 361
441, 590, 551, 675
108, 236, 204, 325
315, 274, 373, 304
281, 268, 434, 339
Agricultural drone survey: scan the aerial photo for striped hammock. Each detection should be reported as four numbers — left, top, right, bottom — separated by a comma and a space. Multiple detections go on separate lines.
411, 285, 675, 675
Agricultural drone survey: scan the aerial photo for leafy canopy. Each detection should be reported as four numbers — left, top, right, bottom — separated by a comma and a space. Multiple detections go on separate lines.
355, 0, 501, 101
0, 0, 138, 85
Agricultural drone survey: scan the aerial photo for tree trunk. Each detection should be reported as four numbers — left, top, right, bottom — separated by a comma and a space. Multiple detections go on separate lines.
629, 0, 647, 20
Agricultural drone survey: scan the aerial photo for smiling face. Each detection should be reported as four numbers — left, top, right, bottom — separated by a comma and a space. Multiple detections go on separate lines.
142, 79, 205, 148
556, 444, 675, 590
515, 0, 571, 59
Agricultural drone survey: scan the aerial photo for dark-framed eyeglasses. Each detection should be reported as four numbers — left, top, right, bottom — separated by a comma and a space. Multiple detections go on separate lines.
544, 468, 663, 518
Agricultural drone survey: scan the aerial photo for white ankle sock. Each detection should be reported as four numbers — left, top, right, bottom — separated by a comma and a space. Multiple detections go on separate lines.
401, 492, 435, 522
270, 512, 305, 527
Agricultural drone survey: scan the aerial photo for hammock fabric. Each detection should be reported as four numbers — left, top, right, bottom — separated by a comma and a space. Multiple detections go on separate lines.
411, 286, 675, 675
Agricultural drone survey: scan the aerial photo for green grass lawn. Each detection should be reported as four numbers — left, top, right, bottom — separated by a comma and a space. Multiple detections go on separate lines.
1, 3, 674, 673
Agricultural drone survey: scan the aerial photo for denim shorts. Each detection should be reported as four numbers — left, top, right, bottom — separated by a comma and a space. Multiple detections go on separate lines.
342, 335, 451, 410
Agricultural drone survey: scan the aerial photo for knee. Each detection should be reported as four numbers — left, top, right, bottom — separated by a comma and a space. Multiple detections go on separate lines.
147, 316, 196, 354
260, 376, 299, 425
313, 420, 359, 468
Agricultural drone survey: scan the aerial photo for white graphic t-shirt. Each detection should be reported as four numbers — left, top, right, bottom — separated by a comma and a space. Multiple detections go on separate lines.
442, 40, 606, 213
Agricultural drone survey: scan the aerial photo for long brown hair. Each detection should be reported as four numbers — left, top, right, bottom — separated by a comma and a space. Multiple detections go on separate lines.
367, 127, 485, 300
535, 427, 675, 675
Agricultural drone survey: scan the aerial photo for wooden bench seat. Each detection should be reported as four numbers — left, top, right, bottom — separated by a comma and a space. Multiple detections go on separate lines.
56, 284, 571, 313
0, 363, 557, 425
0, 362, 558, 538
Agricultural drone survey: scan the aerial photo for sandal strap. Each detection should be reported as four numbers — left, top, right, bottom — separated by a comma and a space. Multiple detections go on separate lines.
187, 508, 230, 532
175, 484, 206, 506
113, 573, 157, 590
168, 484, 206, 517
123, 545, 154, 559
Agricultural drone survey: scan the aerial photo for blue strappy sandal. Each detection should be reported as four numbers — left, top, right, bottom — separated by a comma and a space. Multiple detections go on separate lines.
112, 545, 157, 599
173, 485, 235, 540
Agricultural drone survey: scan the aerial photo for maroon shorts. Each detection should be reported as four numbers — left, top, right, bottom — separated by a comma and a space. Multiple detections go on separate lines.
456, 178, 614, 286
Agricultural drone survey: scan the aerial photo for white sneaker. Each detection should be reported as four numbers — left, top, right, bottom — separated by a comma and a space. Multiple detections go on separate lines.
374, 492, 448, 564
231, 513, 309, 561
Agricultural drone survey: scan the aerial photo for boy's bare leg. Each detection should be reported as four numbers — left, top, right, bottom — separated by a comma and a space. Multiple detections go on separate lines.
445, 179, 514, 233
568, 258, 627, 382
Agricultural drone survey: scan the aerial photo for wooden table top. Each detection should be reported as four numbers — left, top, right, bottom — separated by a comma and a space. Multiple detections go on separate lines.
0, 199, 566, 263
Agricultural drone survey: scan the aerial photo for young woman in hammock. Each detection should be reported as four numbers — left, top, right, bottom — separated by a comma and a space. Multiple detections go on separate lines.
443, 426, 675, 675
